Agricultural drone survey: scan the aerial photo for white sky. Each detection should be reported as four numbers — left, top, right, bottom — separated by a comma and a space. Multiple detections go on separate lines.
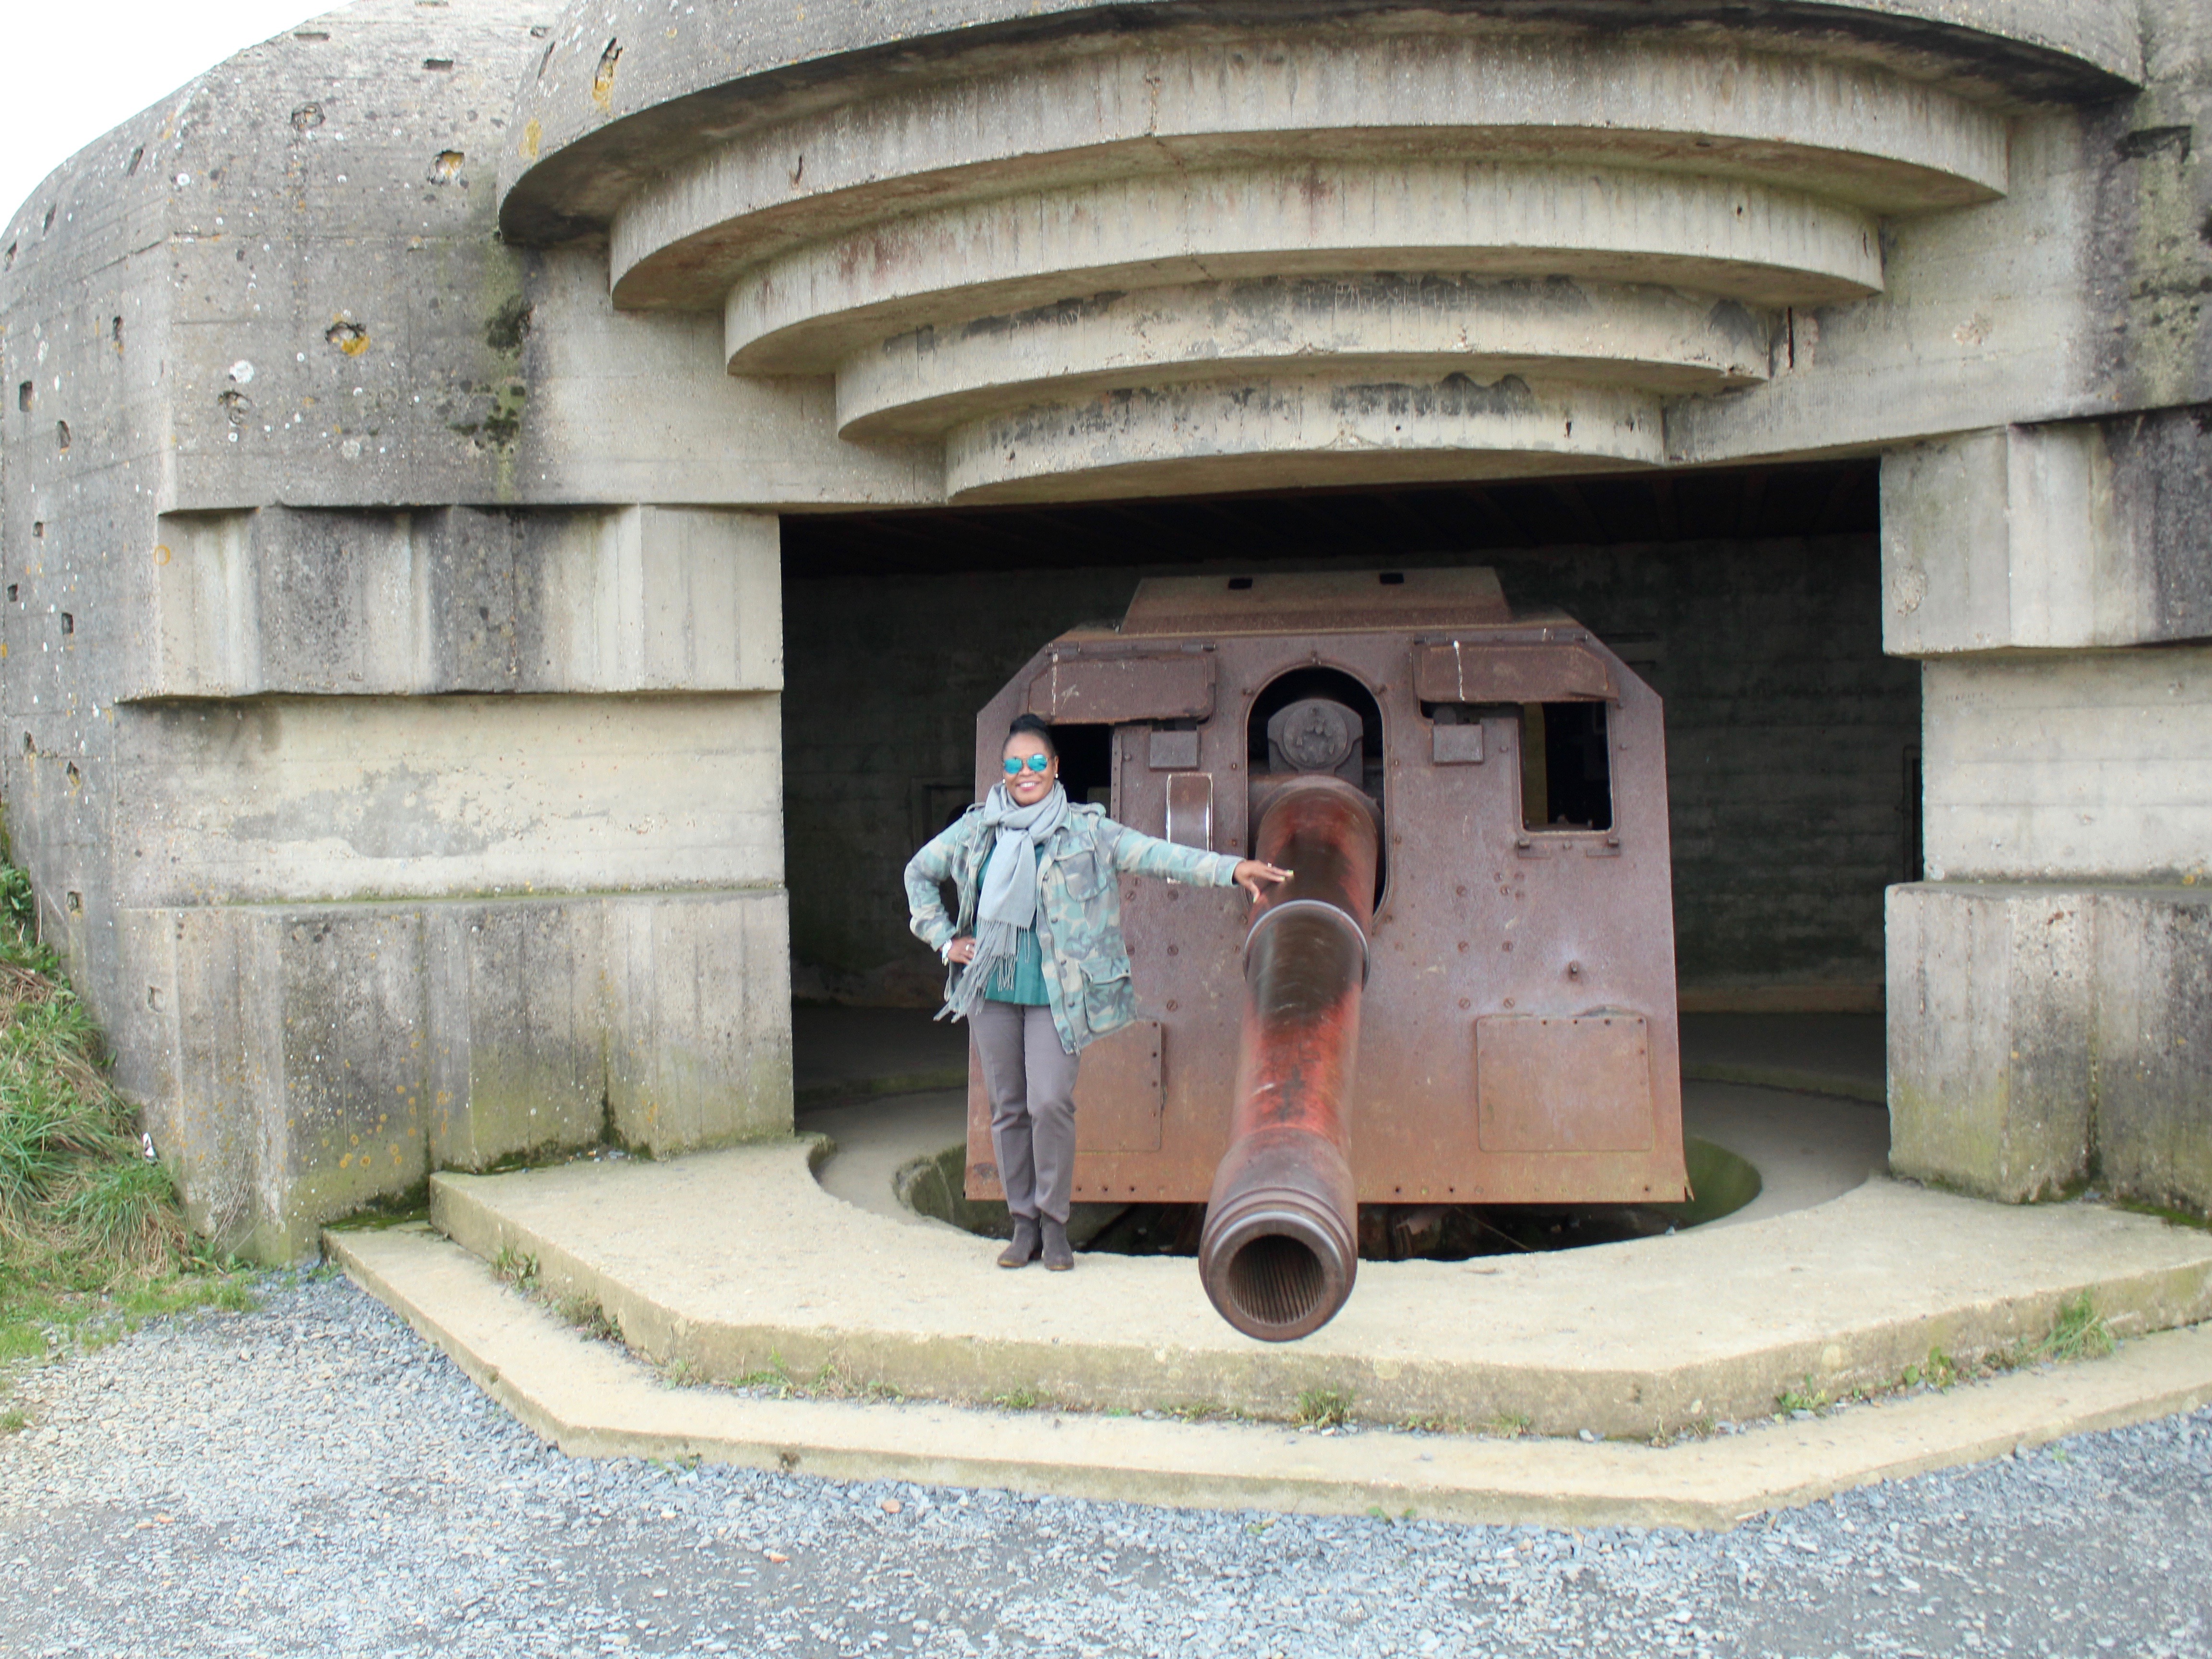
3, 3, 330, 231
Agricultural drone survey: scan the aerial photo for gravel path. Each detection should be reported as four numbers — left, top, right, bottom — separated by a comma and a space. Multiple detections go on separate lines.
1, 1273, 2206, 1659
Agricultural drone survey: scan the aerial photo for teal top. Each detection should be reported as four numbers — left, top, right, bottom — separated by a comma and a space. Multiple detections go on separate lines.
986, 924, 1052, 1006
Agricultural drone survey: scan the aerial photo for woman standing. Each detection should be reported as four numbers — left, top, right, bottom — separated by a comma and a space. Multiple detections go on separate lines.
905, 713, 1288, 1271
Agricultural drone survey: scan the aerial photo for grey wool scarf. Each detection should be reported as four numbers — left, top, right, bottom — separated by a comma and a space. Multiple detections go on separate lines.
938, 781, 1069, 1023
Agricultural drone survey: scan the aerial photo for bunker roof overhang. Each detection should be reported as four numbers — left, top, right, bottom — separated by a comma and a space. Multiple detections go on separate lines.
499, 0, 2143, 505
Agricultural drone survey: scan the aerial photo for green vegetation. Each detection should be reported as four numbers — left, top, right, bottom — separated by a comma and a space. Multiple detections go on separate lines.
0, 856, 254, 1431
2032, 1293, 2116, 1364
1294, 1385, 1354, 1429
489, 1245, 541, 1292
1776, 1377, 1831, 1415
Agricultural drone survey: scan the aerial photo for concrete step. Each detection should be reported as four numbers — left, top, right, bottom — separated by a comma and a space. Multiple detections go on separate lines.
329, 1221, 2212, 1530
408, 1135, 2212, 1440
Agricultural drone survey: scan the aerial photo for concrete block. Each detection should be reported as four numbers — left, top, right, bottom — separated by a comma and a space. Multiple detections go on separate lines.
424, 901, 611, 1172
604, 891, 795, 1155
123, 888, 795, 1262
1921, 647, 2212, 884
2093, 890, 2212, 1215
1891, 881, 2212, 1217
128, 505, 781, 698
1883, 417, 2212, 653
513, 247, 942, 509
110, 691, 783, 908
1887, 883, 2096, 1202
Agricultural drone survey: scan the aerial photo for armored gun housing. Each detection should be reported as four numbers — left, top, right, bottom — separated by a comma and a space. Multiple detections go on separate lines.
964, 569, 1686, 1339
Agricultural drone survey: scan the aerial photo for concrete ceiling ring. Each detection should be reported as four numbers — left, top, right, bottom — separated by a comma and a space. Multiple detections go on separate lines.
938, 373, 1665, 503
503, 0, 2143, 243
606, 32, 2005, 309
719, 161, 1884, 374
832, 275, 1774, 443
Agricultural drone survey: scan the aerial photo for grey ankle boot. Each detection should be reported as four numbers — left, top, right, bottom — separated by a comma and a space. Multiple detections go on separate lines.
1040, 1216, 1074, 1272
998, 1215, 1041, 1269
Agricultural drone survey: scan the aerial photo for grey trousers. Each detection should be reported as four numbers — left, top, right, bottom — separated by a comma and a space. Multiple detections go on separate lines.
971, 999, 1080, 1225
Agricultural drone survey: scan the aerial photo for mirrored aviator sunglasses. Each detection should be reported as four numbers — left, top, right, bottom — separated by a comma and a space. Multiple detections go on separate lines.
1002, 755, 1053, 775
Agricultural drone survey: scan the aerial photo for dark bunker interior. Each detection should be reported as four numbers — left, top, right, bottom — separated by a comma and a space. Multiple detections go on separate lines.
780, 461, 1914, 1019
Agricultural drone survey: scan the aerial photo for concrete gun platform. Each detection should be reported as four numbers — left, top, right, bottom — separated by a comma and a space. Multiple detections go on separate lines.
401, 1134, 2212, 1440
328, 1012, 2212, 1525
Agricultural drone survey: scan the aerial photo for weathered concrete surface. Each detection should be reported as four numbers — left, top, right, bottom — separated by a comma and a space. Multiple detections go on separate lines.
1920, 649, 2212, 887
1669, 0, 2212, 462
504, 1, 2139, 248
722, 161, 1884, 373
1889, 884, 2212, 1217
612, 32, 2005, 312
119, 890, 792, 1260
86, 690, 782, 907
838, 277, 1771, 444
127, 505, 781, 699
0, 2, 842, 1259
946, 373, 1662, 503
332, 1219, 2212, 1531
421, 1139, 2212, 1439
1883, 417, 2212, 654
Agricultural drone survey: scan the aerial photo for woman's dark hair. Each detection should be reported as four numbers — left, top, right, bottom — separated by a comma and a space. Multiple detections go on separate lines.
1005, 712, 1057, 757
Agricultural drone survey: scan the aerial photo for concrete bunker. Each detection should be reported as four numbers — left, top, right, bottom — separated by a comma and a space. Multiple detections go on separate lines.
3, 0, 2206, 1264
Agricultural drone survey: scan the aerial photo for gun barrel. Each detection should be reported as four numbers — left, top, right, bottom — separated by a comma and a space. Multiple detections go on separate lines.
1198, 775, 1379, 1341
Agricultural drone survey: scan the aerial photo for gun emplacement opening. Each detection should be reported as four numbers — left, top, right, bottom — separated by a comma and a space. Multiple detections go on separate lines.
964, 569, 1687, 1340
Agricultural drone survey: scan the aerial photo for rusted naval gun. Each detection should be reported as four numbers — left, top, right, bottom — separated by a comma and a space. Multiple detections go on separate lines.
963, 569, 1686, 1341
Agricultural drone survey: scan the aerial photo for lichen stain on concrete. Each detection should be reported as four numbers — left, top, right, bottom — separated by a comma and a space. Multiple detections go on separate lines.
1329, 373, 1541, 421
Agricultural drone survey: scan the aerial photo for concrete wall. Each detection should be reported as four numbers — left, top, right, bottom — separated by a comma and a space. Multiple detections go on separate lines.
0, 3, 806, 1258
1884, 411, 2212, 1218
786, 535, 1914, 1011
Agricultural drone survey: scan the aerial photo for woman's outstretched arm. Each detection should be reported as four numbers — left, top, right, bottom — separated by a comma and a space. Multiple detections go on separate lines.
1099, 821, 1289, 902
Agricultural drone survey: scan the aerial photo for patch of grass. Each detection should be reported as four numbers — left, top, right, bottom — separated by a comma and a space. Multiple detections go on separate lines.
1776, 1378, 1830, 1416
0, 866, 246, 1383
557, 1295, 621, 1344
1159, 1398, 1242, 1424
1294, 1386, 1354, 1429
731, 1357, 794, 1393
1398, 1412, 1461, 1435
489, 1245, 540, 1292
991, 1384, 1045, 1412
0, 1405, 27, 1433
2034, 1293, 2116, 1364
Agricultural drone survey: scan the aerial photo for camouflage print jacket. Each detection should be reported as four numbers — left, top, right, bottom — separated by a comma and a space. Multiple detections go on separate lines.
904, 803, 1240, 1054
